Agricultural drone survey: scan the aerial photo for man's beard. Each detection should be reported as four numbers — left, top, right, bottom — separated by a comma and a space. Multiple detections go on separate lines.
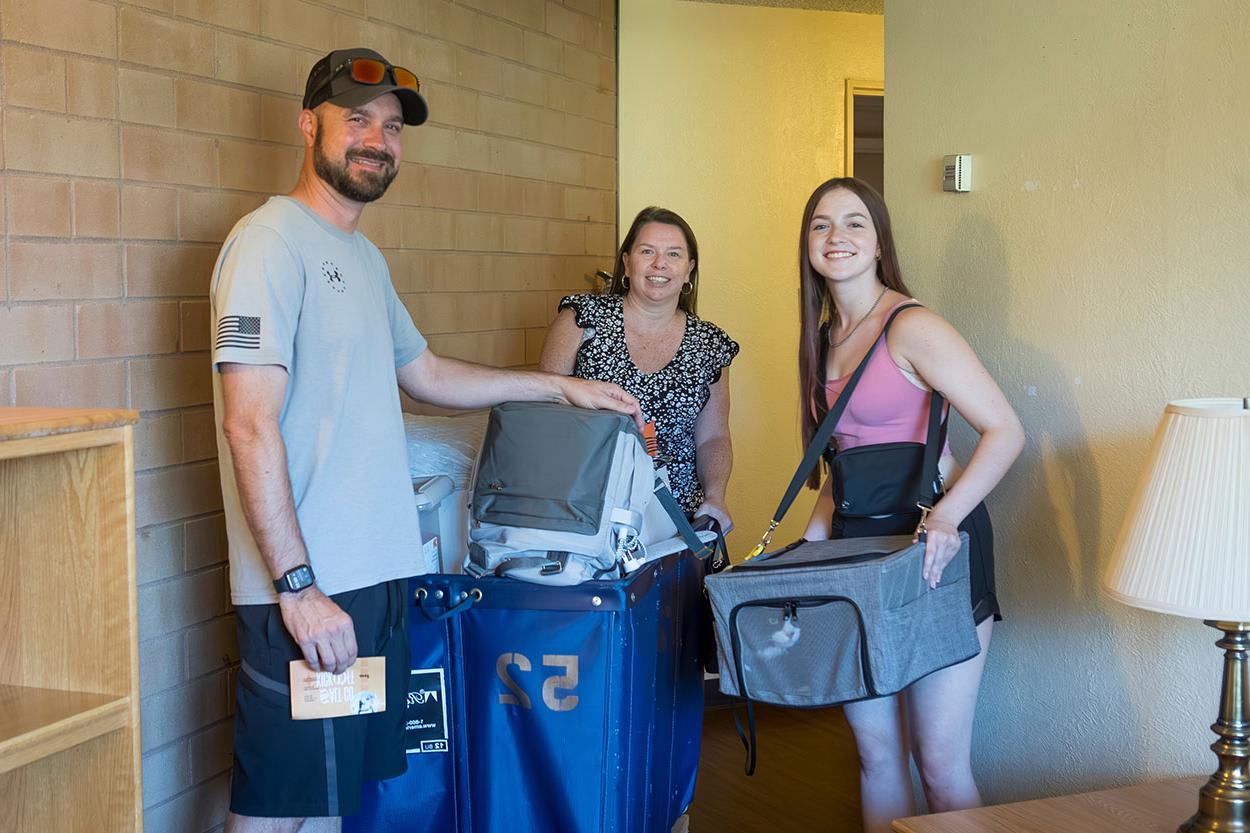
313, 130, 397, 203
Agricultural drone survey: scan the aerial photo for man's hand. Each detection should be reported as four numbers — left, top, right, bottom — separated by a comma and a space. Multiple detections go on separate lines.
559, 377, 645, 430
277, 587, 358, 674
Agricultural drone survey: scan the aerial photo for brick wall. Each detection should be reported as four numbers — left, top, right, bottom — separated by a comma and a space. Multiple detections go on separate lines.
0, 1, 617, 829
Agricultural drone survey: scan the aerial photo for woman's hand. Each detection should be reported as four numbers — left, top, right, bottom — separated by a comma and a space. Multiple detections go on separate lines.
694, 500, 733, 534
915, 515, 961, 589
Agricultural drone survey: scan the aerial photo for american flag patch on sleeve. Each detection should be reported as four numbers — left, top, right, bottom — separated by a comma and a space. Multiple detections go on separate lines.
216, 315, 261, 350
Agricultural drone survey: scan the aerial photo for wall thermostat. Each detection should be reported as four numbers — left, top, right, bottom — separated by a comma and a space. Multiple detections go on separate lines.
943, 154, 972, 192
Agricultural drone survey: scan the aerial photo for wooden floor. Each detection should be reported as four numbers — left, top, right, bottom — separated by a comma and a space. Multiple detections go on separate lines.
689, 703, 863, 832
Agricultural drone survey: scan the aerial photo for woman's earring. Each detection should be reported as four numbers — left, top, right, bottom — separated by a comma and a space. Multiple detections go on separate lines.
681, 280, 694, 295
621, 275, 630, 289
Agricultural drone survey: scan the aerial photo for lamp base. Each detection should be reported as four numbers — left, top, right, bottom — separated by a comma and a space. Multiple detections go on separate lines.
1177, 621, 1249, 833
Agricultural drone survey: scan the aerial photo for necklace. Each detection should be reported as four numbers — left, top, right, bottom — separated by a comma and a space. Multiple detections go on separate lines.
830, 286, 888, 349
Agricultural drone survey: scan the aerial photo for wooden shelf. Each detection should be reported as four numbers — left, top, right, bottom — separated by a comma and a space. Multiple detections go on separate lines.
0, 407, 138, 442
0, 406, 143, 831
0, 685, 131, 776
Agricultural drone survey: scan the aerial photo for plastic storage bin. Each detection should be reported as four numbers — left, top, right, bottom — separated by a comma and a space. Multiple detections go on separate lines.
412, 474, 456, 573
403, 412, 487, 574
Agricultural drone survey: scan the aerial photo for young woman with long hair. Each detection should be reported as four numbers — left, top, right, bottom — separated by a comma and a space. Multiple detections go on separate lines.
797, 177, 1023, 833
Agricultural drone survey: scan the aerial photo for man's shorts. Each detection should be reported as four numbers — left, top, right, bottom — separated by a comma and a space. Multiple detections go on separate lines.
229, 578, 409, 819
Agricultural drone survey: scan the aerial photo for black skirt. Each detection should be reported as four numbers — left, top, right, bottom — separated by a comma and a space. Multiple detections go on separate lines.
831, 502, 1001, 625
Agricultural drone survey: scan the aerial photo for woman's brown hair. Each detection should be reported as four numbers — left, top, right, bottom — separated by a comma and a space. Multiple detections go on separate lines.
798, 177, 913, 488
609, 206, 700, 315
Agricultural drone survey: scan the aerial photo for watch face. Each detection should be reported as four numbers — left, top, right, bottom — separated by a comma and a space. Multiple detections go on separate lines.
286, 565, 314, 591
288, 565, 312, 590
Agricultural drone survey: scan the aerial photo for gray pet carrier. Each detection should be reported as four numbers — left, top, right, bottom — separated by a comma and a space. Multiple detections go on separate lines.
704, 306, 983, 773
704, 533, 979, 707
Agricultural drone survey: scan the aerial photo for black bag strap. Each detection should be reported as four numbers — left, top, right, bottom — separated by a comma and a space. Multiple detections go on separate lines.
746, 302, 945, 558
732, 699, 758, 776
916, 384, 949, 511
653, 476, 729, 571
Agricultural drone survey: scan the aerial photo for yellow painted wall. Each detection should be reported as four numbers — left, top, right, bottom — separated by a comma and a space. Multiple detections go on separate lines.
888, 0, 1250, 801
619, 0, 884, 548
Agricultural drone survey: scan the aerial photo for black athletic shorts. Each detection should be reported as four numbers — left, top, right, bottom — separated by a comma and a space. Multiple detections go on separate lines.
229, 578, 409, 819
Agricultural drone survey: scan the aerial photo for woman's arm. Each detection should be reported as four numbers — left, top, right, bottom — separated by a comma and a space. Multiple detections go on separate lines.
892, 309, 1025, 585
802, 477, 836, 541
538, 307, 582, 375
693, 372, 733, 532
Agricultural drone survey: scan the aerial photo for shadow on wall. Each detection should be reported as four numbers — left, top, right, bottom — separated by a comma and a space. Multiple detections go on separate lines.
927, 214, 1161, 800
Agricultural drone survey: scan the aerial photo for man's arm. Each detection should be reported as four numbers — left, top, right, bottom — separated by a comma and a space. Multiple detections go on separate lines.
219, 362, 358, 674
396, 349, 644, 426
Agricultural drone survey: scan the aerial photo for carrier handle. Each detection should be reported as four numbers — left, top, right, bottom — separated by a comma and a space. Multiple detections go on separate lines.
414, 586, 482, 621
691, 515, 729, 574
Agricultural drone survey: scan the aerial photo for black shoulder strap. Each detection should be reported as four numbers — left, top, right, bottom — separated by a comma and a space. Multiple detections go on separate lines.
915, 385, 948, 511
765, 303, 923, 529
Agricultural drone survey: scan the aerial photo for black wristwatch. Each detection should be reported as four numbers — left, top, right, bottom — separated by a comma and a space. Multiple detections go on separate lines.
274, 564, 316, 594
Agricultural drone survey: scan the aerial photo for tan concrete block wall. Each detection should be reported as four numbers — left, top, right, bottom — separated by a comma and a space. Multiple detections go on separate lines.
0, 1, 617, 829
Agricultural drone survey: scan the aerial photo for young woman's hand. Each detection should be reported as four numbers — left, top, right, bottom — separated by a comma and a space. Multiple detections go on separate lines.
915, 515, 961, 589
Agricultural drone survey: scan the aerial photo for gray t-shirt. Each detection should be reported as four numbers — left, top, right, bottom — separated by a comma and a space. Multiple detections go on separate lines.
210, 196, 427, 605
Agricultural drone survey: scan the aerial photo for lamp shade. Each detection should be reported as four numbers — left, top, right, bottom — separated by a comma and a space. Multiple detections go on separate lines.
1104, 398, 1250, 620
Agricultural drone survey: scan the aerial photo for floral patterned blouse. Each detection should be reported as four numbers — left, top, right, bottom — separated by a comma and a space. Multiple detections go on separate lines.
558, 293, 739, 513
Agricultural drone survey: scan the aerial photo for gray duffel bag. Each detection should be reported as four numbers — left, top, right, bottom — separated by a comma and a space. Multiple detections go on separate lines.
704, 533, 979, 707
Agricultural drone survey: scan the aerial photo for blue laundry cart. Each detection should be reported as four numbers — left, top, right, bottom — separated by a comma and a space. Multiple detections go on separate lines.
345, 548, 707, 833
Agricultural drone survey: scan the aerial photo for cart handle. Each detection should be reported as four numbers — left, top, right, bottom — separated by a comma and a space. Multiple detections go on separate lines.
414, 586, 482, 621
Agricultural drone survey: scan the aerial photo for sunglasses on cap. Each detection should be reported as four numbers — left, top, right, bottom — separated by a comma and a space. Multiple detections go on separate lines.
329, 56, 419, 92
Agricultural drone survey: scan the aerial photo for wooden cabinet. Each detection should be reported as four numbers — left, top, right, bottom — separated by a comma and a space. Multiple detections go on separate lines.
0, 407, 143, 833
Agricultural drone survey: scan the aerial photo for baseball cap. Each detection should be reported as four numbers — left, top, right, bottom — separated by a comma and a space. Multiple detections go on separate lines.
302, 47, 429, 126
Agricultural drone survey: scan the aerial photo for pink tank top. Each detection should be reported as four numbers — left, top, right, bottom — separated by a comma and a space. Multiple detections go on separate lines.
823, 302, 951, 453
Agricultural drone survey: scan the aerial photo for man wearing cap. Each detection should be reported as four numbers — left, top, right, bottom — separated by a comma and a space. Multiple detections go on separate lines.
212, 48, 641, 831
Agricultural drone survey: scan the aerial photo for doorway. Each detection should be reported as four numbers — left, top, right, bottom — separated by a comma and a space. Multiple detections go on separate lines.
845, 80, 884, 194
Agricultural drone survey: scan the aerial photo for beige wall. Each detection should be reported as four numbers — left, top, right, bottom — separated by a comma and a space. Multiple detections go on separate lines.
619, 0, 884, 547
0, 1, 615, 829
887, 0, 1250, 802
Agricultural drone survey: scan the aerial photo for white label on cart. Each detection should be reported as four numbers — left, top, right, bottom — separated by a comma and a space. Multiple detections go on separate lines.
405, 668, 450, 754
421, 535, 441, 572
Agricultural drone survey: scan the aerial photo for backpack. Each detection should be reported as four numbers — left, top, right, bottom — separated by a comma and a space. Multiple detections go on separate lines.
462, 401, 717, 584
